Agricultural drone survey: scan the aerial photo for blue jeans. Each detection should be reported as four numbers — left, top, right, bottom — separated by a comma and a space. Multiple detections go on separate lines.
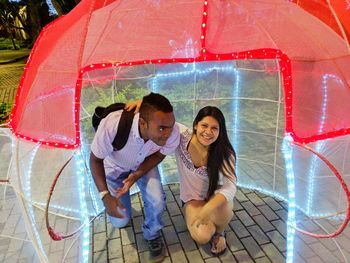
106, 167, 165, 240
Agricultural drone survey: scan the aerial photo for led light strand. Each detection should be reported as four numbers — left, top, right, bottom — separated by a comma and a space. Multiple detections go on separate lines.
282, 135, 296, 263
306, 74, 345, 216
74, 153, 90, 263
14, 140, 48, 262
25, 143, 47, 254
232, 66, 240, 169
290, 141, 350, 238
306, 74, 330, 215
152, 63, 244, 183
35, 201, 96, 217
200, 0, 209, 55
9, 48, 300, 149
237, 182, 287, 202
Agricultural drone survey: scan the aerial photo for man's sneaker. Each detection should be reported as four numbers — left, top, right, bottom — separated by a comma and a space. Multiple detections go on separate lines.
147, 236, 165, 262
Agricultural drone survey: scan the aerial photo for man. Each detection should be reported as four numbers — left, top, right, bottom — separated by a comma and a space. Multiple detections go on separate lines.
90, 93, 179, 262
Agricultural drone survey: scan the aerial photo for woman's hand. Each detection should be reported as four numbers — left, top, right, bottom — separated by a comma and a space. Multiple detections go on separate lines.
191, 207, 211, 228
124, 99, 142, 113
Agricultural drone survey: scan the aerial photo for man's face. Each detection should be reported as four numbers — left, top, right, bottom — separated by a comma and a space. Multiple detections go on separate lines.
143, 111, 175, 146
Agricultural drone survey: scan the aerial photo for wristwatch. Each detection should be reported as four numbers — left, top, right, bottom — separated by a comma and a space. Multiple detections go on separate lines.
99, 190, 110, 200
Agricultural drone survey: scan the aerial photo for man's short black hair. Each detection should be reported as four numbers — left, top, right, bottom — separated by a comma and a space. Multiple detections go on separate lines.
139, 92, 173, 121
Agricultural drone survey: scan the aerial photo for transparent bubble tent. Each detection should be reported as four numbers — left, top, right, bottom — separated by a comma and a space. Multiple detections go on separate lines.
1, 0, 350, 262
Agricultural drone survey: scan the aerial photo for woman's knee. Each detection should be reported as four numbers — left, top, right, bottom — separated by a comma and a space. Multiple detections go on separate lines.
189, 222, 215, 244
223, 207, 234, 221
212, 202, 234, 224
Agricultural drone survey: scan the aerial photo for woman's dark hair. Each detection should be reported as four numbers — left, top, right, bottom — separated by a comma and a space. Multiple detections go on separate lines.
193, 106, 236, 199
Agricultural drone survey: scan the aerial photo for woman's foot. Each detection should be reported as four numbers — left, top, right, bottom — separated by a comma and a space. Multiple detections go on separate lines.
210, 232, 227, 256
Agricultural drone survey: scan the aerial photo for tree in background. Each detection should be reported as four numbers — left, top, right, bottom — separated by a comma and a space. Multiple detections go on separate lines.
0, 0, 21, 49
51, 0, 80, 16
0, 0, 80, 48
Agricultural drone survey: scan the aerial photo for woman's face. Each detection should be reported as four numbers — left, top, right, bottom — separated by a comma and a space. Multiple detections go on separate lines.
194, 116, 220, 147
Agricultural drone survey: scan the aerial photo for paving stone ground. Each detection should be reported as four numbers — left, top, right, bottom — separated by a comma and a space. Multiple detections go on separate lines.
91, 184, 288, 263
0, 64, 24, 104
90, 183, 350, 263
0, 50, 29, 105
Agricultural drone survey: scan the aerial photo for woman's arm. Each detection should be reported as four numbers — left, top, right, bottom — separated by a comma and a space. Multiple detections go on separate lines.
192, 155, 237, 227
124, 99, 142, 112
191, 193, 228, 227
213, 170, 237, 203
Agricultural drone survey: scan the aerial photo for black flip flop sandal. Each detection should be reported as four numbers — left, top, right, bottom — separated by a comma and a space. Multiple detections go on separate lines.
210, 232, 227, 256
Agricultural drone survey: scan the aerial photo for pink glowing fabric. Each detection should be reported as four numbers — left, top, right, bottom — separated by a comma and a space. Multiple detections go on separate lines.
292, 0, 350, 41
9, 0, 350, 148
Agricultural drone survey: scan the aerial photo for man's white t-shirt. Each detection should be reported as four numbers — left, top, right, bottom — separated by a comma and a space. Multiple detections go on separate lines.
91, 110, 180, 177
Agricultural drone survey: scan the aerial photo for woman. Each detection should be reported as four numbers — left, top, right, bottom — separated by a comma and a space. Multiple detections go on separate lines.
176, 106, 236, 255
125, 102, 237, 255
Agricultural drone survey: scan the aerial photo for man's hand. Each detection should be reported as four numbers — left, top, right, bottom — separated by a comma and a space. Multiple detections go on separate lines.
124, 99, 142, 113
115, 172, 140, 197
103, 194, 126, 218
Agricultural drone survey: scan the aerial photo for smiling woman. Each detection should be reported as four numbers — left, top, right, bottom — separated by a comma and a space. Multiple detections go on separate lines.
193, 116, 220, 148
175, 106, 236, 256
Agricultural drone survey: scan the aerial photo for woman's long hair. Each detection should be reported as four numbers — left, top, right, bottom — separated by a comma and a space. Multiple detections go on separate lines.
192, 106, 236, 199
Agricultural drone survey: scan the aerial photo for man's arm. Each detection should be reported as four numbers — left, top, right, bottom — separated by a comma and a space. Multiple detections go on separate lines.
89, 152, 109, 192
115, 151, 165, 196
90, 152, 125, 218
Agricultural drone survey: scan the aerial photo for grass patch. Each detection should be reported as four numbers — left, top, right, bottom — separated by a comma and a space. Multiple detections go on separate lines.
0, 37, 27, 50
0, 102, 12, 124
0, 49, 30, 63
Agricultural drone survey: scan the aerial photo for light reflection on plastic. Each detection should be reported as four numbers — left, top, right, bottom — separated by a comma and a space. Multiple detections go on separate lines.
79, 129, 104, 215
307, 74, 344, 216
25, 143, 48, 261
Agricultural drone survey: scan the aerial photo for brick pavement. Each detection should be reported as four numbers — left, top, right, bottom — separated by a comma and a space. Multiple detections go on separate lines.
0, 49, 29, 105
90, 183, 350, 263
0, 64, 25, 105
92, 184, 288, 263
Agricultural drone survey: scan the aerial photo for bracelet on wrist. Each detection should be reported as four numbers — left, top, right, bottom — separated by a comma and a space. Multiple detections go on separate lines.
99, 190, 110, 200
